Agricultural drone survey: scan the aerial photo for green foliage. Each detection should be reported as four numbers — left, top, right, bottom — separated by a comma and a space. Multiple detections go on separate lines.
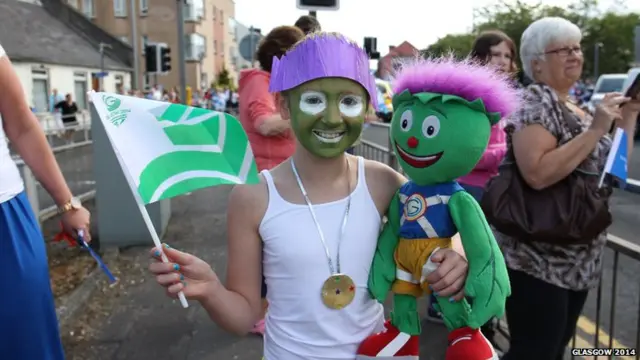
422, 0, 640, 78
215, 67, 231, 87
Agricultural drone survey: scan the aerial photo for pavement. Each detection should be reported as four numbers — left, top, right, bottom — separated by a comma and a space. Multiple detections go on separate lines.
363, 123, 640, 352
62, 186, 450, 360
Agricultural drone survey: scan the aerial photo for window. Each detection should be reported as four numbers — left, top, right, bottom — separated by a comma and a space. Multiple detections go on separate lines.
220, 40, 224, 55
67, 0, 78, 8
183, 0, 204, 21
185, 34, 206, 61
212, 6, 216, 20
140, 0, 148, 15
31, 69, 49, 113
213, 40, 217, 55
228, 18, 236, 37
83, 0, 95, 18
114, 0, 126, 16
220, 10, 224, 25
74, 73, 88, 110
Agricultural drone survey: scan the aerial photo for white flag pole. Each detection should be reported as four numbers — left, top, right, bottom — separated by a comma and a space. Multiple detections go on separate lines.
90, 92, 189, 308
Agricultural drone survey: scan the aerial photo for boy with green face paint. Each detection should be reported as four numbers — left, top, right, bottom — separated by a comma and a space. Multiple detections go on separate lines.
356, 58, 518, 360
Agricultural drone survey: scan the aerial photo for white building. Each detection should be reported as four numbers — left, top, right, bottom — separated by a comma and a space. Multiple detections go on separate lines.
1, 0, 131, 112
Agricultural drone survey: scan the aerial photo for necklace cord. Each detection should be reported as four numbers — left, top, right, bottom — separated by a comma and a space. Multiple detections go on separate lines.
291, 158, 352, 275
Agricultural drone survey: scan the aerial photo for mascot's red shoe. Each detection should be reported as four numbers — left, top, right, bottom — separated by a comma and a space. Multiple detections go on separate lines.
356, 320, 419, 359
445, 327, 498, 360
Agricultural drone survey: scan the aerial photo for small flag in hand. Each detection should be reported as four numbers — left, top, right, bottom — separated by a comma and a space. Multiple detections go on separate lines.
599, 128, 628, 188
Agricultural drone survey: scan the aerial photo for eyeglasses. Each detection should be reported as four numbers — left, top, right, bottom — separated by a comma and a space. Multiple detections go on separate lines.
544, 46, 582, 58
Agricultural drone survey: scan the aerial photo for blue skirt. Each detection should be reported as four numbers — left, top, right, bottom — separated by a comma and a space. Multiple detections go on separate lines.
0, 191, 65, 359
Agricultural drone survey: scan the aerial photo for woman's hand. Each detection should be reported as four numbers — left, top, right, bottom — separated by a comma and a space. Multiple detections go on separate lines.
149, 244, 219, 302
61, 206, 91, 241
590, 93, 628, 135
621, 93, 640, 120
424, 248, 469, 302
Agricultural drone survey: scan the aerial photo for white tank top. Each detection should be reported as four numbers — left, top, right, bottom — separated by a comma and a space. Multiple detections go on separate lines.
0, 44, 25, 204
260, 156, 385, 360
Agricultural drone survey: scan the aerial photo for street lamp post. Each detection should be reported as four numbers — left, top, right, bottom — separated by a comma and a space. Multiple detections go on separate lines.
130, 0, 140, 90
98, 42, 112, 91
594, 42, 603, 80
176, 0, 187, 104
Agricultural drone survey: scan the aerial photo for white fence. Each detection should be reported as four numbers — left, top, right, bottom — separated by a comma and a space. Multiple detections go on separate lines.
11, 111, 95, 222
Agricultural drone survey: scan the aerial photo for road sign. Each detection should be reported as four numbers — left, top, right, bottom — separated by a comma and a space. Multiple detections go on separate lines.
296, 0, 339, 11
95, 72, 109, 78
239, 33, 262, 62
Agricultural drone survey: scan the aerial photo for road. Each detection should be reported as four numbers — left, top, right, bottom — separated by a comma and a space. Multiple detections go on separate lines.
363, 123, 640, 353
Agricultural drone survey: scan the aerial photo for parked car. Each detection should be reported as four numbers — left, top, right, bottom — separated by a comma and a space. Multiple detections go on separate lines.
587, 73, 628, 114
621, 68, 640, 139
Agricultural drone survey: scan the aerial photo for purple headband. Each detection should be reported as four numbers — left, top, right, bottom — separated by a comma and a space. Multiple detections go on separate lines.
269, 33, 378, 109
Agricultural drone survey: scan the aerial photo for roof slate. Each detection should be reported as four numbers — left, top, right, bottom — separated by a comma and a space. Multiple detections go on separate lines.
0, 0, 130, 70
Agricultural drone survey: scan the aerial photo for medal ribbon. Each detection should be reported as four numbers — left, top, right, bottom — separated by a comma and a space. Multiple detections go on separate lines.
291, 158, 351, 275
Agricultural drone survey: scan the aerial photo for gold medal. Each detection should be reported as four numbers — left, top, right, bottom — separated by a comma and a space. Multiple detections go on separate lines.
321, 274, 356, 309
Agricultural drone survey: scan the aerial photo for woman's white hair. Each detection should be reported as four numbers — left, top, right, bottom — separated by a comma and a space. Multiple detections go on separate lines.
520, 17, 582, 79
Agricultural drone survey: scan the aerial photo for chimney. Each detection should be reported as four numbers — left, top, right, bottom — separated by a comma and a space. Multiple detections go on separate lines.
389, 45, 396, 51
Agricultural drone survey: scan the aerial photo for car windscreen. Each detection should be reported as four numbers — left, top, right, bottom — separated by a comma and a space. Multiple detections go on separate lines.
595, 78, 625, 93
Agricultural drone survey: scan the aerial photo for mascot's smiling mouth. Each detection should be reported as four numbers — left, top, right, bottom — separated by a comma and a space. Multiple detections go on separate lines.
395, 143, 444, 168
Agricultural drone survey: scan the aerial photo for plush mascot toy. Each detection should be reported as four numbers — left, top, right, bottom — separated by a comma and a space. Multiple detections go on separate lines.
356, 57, 518, 360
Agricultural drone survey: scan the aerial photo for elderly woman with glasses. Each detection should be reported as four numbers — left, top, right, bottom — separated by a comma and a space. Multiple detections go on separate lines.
493, 17, 640, 360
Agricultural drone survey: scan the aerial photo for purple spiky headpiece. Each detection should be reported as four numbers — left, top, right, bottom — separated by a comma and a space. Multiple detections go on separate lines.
269, 33, 378, 109
392, 56, 520, 119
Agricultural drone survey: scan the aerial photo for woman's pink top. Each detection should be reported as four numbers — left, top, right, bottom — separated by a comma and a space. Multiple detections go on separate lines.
238, 69, 295, 171
457, 120, 507, 188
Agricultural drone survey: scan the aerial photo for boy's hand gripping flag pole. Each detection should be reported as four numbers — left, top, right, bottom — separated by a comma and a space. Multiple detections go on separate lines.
88, 91, 260, 309
599, 128, 628, 188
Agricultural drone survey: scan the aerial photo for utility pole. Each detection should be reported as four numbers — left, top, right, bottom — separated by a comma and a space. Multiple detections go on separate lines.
176, 0, 187, 104
594, 42, 603, 80
249, 26, 254, 66
98, 42, 112, 91
130, 0, 140, 90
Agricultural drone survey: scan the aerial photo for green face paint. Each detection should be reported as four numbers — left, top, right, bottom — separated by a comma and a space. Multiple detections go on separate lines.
287, 77, 366, 158
390, 92, 493, 185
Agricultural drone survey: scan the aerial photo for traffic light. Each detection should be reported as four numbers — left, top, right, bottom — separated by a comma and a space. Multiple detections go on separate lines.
159, 45, 171, 73
364, 37, 380, 59
145, 44, 158, 73
296, 0, 339, 11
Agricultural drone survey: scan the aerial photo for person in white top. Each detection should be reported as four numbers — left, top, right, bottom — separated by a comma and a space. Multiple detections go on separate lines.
0, 43, 92, 359
149, 33, 469, 359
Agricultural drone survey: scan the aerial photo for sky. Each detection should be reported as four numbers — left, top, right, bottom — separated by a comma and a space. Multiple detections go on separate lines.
234, 0, 640, 65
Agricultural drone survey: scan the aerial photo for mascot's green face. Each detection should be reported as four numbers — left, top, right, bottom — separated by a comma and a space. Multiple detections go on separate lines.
390, 90, 499, 185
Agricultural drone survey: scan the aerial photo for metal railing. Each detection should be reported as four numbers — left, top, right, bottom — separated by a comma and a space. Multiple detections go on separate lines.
355, 129, 640, 359
11, 111, 95, 222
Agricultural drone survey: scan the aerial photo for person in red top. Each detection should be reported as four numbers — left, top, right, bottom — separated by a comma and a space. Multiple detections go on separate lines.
238, 26, 304, 172
237, 25, 305, 335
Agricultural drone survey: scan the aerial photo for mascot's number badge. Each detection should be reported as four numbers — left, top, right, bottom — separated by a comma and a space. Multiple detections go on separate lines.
404, 194, 426, 221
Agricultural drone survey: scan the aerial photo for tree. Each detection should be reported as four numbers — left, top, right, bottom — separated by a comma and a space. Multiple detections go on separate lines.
216, 67, 231, 87
423, 34, 476, 58
421, 0, 639, 79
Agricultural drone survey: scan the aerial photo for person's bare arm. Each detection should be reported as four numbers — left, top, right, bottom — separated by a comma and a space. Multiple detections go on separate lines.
512, 124, 603, 190
200, 183, 265, 335
364, 159, 407, 216
0, 55, 72, 205
256, 113, 290, 136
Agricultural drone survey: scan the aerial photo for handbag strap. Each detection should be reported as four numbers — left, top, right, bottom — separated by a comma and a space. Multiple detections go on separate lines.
557, 102, 583, 139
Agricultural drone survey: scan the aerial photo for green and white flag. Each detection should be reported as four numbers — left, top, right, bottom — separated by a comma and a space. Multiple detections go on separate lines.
89, 92, 259, 204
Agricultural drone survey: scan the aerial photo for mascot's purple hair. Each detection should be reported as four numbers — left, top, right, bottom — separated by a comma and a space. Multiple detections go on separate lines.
392, 56, 520, 120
